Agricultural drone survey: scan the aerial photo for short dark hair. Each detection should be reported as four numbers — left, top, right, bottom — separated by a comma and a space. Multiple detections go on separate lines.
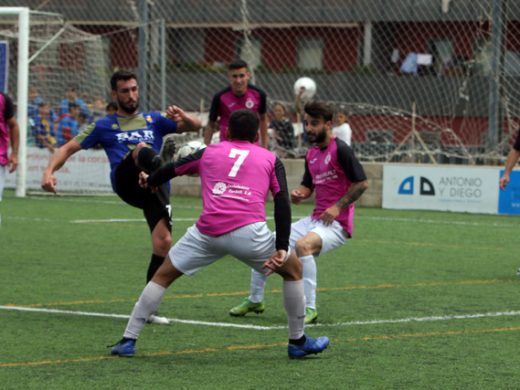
228, 59, 248, 71
304, 101, 334, 122
228, 109, 259, 142
68, 102, 79, 111
110, 70, 137, 91
106, 101, 118, 111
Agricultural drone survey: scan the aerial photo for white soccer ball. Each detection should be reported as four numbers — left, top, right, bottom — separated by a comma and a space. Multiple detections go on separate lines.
177, 140, 206, 159
294, 77, 317, 100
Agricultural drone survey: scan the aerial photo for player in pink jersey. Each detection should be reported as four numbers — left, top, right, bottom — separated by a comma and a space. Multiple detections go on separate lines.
0, 92, 20, 202
230, 101, 368, 324
110, 109, 330, 359
203, 59, 268, 148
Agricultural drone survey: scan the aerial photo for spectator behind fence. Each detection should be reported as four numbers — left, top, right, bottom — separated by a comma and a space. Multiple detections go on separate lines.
56, 103, 80, 146
106, 101, 118, 116
332, 106, 352, 146
269, 102, 295, 158
28, 86, 44, 121
59, 84, 90, 118
32, 102, 57, 153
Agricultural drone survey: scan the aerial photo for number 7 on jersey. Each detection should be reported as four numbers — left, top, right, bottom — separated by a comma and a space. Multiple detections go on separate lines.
228, 148, 250, 177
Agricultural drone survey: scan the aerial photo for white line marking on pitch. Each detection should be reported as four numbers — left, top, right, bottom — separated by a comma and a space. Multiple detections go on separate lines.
2, 305, 520, 330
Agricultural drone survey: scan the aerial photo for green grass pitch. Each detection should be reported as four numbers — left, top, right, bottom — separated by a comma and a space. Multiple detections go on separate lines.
1, 189, 519, 389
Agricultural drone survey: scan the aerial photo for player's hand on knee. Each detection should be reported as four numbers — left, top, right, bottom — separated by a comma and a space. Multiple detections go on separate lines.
262, 249, 290, 276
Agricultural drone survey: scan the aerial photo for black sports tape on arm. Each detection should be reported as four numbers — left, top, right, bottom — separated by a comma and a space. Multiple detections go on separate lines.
147, 162, 176, 187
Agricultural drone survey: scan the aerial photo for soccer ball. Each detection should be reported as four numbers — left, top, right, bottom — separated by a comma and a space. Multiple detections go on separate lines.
177, 140, 206, 159
293, 77, 317, 100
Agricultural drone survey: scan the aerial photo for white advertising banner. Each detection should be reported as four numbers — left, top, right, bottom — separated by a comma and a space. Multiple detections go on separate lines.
383, 164, 500, 214
6, 146, 112, 192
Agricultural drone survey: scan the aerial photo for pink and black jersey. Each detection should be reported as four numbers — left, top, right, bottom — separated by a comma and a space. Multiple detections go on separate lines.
0, 93, 14, 167
147, 140, 291, 250
209, 85, 266, 144
302, 138, 366, 237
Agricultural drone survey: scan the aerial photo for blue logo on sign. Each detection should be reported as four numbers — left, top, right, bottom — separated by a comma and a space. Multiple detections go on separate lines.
398, 176, 435, 196
498, 170, 520, 215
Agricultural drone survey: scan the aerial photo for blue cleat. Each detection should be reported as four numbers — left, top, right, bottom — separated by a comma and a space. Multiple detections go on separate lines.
110, 338, 136, 357
288, 335, 330, 359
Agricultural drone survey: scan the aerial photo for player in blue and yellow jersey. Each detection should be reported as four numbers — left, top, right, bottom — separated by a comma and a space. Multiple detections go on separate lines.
41, 71, 201, 324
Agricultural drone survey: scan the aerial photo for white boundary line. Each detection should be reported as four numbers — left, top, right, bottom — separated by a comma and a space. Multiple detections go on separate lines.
2, 305, 520, 330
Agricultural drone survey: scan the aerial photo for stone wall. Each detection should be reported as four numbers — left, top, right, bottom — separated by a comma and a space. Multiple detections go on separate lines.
171, 160, 384, 208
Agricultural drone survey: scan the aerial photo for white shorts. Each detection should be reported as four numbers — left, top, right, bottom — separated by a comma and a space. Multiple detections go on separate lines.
169, 222, 275, 276
289, 216, 347, 256
0, 165, 5, 201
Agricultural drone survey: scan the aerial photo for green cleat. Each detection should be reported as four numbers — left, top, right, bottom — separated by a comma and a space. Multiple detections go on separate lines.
304, 307, 318, 324
229, 299, 265, 317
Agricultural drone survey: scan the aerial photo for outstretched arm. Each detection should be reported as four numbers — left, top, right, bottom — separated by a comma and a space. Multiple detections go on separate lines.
41, 140, 81, 193
166, 105, 201, 133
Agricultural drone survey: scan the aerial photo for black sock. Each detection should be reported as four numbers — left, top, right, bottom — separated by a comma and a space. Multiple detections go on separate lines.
289, 335, 306, 345
146, 254, 165, 283
138, 147, 161, 172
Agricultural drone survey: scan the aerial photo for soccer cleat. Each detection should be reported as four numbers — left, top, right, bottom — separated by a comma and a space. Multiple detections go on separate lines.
110, 338, 136, 357
160, 136, 177, 164
229, 299, 265, 317
288, 335, 330, 359
516, 267, 520, 277
304, 307, 318, 324
147, 314, 171, 325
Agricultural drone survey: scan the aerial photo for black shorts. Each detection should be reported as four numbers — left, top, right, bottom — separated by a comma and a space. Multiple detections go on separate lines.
114, 153, 172, 232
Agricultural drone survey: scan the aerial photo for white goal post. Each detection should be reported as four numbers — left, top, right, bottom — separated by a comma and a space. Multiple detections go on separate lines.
1, 7, 29, 198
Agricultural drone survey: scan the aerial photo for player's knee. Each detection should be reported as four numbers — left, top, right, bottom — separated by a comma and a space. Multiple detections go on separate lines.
152, 234, 172, 255
295, 239, 313, 257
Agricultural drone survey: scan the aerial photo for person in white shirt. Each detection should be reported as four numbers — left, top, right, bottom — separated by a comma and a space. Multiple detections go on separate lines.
332, 107, 352, 146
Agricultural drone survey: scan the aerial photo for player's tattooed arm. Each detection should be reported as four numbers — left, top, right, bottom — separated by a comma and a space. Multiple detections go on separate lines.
336, 180, 369, 210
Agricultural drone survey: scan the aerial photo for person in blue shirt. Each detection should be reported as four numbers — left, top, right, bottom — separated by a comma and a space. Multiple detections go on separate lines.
58, 84, 90, 118
41, 70, 202, 324
56, 103, 80, 146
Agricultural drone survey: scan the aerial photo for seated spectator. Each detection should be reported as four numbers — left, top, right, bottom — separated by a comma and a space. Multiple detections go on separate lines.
268, 102, 295, 158
59, 84, 90, 118
332, 106, 352, 146
32, 102, 57, 153
56, 103, 80, 146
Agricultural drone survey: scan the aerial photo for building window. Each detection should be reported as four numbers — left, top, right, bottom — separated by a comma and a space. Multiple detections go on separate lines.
297, 38, 323, 70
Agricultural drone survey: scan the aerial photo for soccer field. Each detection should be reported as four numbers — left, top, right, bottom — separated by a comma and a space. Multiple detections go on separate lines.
1, 190, 519, 389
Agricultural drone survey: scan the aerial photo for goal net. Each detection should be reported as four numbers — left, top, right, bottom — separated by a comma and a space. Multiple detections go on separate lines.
1, 9, 111, 194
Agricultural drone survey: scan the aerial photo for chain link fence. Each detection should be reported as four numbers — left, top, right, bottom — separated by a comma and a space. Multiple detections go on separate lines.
2, 0, 520, 164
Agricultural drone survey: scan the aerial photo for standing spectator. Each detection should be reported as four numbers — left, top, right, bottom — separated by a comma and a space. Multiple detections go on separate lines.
229, 101, 368, 325
110, 109, 330, 359
32, 102, 57, 153
41, 70, 201, 324
56, 103, 80, 146
59, 84, 90, 118
332, 106, 352, 146
0, 92, 19, 201
203, 59, 268, 147
269, 101, 295, 158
